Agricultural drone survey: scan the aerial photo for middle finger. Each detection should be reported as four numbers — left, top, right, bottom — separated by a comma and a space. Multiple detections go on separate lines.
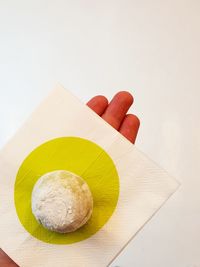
101, 91, 134, 130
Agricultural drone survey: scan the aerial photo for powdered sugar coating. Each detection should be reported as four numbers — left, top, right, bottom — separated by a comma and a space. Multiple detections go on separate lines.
31, 170, 93, 233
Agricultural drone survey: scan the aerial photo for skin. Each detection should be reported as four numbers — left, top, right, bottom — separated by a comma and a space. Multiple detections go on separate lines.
87, 91, 140, 143
0, 250, 19, 267
0, 91, 140, 266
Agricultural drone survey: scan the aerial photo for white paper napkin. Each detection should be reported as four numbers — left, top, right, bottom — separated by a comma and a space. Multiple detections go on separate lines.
0, 85, 179, 267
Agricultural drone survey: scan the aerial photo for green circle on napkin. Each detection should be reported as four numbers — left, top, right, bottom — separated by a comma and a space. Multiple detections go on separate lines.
14, 137, 119, 244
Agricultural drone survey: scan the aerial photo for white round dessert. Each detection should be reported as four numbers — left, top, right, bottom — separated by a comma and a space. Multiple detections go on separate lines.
31, 170, 93, 233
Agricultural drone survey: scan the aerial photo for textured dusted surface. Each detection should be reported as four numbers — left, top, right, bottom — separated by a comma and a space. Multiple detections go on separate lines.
31, 170, 93, 233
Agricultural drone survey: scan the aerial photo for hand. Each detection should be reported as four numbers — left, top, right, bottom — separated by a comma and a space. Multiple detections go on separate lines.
0, 91, 140, 266
0, 249, 19, 267
87, 91, 140, 143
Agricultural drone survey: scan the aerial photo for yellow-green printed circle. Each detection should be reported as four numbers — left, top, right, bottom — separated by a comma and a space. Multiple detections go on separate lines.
14, 137, 120, 244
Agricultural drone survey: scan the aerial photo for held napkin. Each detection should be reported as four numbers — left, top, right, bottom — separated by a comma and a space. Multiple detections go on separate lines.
0, 85, 179, 267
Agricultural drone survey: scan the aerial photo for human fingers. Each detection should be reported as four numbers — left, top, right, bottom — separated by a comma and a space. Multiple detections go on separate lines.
86, 95, 108, 116
101, 91, 133, 130
119, 114, 140, 143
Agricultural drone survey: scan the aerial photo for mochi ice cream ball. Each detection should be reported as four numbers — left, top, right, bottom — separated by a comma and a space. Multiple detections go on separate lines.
31, 170, 93, 233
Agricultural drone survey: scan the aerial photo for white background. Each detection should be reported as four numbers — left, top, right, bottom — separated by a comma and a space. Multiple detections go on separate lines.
0, 1, 199, 267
